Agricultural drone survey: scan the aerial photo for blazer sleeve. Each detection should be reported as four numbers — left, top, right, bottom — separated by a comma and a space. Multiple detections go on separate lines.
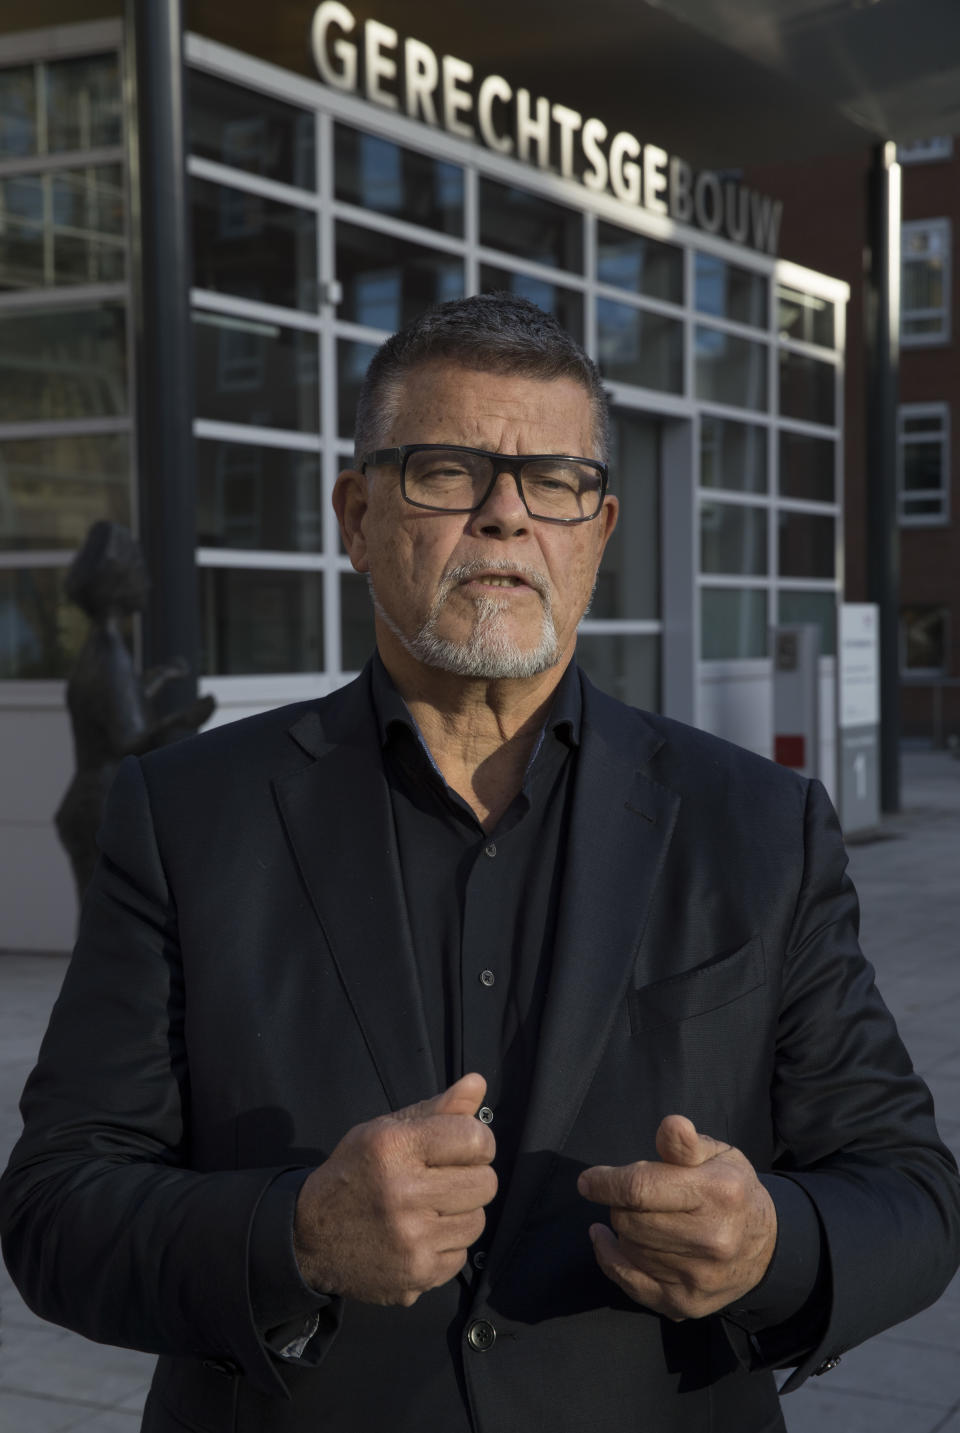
0, 756, 333, 1400
742, 777, 960, 1389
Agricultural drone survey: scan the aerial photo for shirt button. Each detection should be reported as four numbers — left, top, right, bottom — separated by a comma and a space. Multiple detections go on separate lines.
467, 1319, 496, 1351
472, 1250, 487, 1270
477, 1105, 494, 1124
484, 842, 497, 858
479, 968, 495, 987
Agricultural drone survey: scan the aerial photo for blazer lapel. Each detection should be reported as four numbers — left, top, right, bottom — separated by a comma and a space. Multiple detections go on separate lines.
484, 678, 681, 1283
272, 676, 439, 1113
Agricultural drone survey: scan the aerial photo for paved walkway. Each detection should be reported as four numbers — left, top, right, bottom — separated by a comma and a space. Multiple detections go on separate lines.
1, 748, 958, 1431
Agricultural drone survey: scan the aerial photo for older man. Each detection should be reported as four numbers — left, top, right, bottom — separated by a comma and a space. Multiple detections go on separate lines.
2, 294, 958, 1433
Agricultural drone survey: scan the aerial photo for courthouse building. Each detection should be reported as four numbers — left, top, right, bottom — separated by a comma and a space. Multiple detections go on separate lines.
1, 1, 906, 950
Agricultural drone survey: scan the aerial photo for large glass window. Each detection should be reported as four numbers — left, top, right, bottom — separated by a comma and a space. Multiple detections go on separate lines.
335, 127, 463, 235
479, 265, 583, 342
779, 590, 837, 657
596, 222, 682, 303
0, 303, 127, 422
338, 339, 378, 441
189, 69, 315, 190
191, 178, 317, 310
701, 588, 768, 659
901, 219, 950, 345
0, 53, 122, 159
778, 511, 835, 579
898, 404, 949, 524
0, 433, 129, 550
0, 165, 125, 291
0, 567, 85, 679
779, 350, 835, 426
193, 311, 319, 432
199, 567, 324, 674
700, 417, 767, 492
336, 223, 463, 330
576, 633, 659, 711
694, 327, 767, 411
694, 254, 767, 327
777, 285, 834, 348
592, 413, 659, 620
479, 179, 582, 271
779, 431, 835, 502
901, 605, 948, 672
700, 502, 768, 575
0, 66, 37, 158
196, 441, 322, 551
597, 301, 683, 393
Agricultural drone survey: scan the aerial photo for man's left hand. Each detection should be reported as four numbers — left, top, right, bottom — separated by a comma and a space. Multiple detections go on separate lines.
577, 1115, 777, 1321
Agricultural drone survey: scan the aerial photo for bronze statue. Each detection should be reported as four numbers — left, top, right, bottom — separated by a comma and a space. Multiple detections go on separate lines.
55, 522, 216, 903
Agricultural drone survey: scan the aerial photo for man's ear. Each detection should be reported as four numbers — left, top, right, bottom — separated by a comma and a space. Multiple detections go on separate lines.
333, 468, 369, 572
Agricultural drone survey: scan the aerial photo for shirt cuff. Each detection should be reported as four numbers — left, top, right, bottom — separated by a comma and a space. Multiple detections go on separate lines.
248, 1167, 339, 1357
722, 1173, 825, 1331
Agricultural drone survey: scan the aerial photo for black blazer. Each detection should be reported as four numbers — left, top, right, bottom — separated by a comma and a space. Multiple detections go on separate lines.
2, 666, 958, 1433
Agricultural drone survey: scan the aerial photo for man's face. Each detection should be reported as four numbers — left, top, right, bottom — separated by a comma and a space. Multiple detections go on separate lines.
335, 361, 618, 681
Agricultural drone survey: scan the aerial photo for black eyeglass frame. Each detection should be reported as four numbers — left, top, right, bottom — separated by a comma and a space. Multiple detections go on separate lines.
359, 443, 609, 525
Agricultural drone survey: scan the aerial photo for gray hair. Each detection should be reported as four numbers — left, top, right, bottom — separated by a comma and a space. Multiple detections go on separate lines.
352, 293, 611, 465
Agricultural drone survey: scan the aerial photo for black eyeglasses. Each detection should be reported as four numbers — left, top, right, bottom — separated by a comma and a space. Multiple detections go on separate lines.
359, 444, 608, 525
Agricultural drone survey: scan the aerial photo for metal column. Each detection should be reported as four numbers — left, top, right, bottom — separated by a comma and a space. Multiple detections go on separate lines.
124, 0, 199, 713
864, 141, 901, 813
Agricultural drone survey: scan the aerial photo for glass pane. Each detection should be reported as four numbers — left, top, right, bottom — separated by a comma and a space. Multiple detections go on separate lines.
902, 440, 944, 492
776, 286, 835, 347
188, 69, 316, 190
193, 311, 319, 432
0, 166, 126, 291
902, 412, 945, 434
191, 179, 317, 310
199, 567, 324, 674
902, 605, 946, 669
0, 303, 127, 422
700, 417, 767, 492
903, 256, 944, 313
0, 66, 37, 159
45, 53, 122, 153
902, 495, 946, 517
335, 126, 463, 236
592, 412, 659, 620
0, 567, 86, 678
695, 254, 767, 327
479, 265, 583, 343
596, 222, 682, 303
341, 572, 376, 670
576, 632, 659, 711
779, 431, 835, 502
700, 502, 768, 575
0, 433, 130, 551
196, 441, 322, 551
701, 587, 768, 659
479, 179, 582, 271
779, 350, 836, 425
338, 338, 378, 441
336, 223, 463, 330
695, 327, 768, 411
778, 511, 835, 578
779, 590, 837, 657
597, 300, 683, 393
903, 313, 947, 339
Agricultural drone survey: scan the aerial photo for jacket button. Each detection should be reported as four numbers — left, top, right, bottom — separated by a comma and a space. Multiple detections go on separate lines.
477, 1106, 494, 1124
472, 1250, 487, 1269
467, 1319, 496, 1351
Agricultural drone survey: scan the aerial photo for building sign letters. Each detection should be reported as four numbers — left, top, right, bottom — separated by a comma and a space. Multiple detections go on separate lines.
311, 2, 783, 255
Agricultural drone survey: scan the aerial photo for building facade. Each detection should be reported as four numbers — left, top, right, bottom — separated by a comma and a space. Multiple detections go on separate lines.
0, 16, 847, 949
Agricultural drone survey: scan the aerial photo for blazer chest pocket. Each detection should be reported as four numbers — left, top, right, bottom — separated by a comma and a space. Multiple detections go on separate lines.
628, 935, 765, 1033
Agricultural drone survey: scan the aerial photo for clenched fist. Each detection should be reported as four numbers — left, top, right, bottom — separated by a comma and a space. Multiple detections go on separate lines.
578, 1114, 777, 1321
294, 1072, 497, 1307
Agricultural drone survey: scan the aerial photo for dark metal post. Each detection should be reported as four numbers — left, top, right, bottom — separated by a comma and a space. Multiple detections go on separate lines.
865, 141, 901, 812
124, 0, 198, 714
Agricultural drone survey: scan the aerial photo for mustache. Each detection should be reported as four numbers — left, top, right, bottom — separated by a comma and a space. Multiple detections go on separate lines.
438, 558, 550, 600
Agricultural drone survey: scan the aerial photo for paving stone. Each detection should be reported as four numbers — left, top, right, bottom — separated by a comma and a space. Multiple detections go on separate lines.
62, 1411, 143, 1432
781, 1384, 946, 1433
0, 1389, 96, 1433
816, 1332, 960, 1408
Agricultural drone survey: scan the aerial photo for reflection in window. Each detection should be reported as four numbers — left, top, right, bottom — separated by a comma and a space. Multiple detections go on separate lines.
0, 303, 127, 422
694, 254, 767, 327
701, 587, 768, 659
337, 223, 463, 331
596, 222, 682, 303
0, 567, 85, 678
0, 433, 130, 551
189, 69, 316, 190
196, 441, 322, 551
46, 53, 123, 152
700, 417, 767, 492
779, 431, 835, 502
193, 312, 319, 432
779, 590, 837, 657
778, 510, 835, 579
695, 327, 767, 411
0, 66, 36, 158
191, 179, 317, 310
592, 412, 659, 620
700, 502, 768, 575
0, 166, 125, 291
777, 286, 834, 347
199, 567, 324, 674
779, 350, 835, 426
597, 301, 683, 393
576, 632, 659, 711
901, 219, 950, 344
901, 605, 947, 672
335, 127, 463, 235
479, 179, 582, 271
338, 339, 379, 440
898, 404, 949, 523
479, 265, 583, 343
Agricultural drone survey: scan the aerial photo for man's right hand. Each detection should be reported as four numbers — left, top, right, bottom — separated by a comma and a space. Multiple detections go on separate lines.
293, 1072, 497, 1306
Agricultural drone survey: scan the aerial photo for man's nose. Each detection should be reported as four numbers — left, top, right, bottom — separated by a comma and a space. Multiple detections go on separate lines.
468, 470, 530, 538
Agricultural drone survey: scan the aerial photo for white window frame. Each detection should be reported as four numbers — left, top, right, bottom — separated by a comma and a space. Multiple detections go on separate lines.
901, 218, 951, 347
897, 137, 954, 165
897, 401, 950, 526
